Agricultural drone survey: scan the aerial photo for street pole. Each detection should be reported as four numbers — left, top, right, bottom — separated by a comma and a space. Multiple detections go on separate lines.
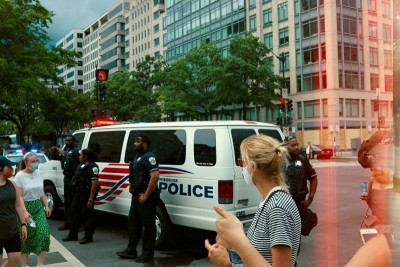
270, 50, 287, 127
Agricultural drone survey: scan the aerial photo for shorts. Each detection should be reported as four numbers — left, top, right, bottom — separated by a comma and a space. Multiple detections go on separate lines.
0, 233, 21, 253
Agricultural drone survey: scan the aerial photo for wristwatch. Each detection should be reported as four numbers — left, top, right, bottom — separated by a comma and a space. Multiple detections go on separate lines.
88, 199, 93, 202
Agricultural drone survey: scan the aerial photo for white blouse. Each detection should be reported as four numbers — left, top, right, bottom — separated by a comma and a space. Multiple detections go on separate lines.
15, 170, 44, 201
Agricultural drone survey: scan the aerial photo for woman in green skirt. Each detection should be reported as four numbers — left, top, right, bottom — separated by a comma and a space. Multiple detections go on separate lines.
15, 152, 51, 267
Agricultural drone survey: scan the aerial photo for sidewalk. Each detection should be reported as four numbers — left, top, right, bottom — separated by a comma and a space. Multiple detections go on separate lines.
311, 150, 359, 168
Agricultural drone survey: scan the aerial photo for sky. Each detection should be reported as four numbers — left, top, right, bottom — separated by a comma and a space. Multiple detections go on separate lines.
41, 0, 117, 45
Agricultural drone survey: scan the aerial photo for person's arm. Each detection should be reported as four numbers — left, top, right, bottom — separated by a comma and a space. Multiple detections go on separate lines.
213, 205, 273, 267
345, 234, 393, 267
204, 239, 231, 267
87, 178, 99, 209
304, 159, 318, 209
40, 192, 51, 217
12, 181, 27, 240
139, 170, 159, 203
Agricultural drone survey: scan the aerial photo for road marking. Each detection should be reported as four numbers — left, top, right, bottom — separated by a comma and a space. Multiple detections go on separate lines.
2, 235, 85, 267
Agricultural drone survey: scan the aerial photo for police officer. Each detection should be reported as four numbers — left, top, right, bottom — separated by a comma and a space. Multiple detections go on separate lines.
59, 135, 80, 231
283, 136, 317, 214
117, 135, 159, 263
62, 148, 99, 244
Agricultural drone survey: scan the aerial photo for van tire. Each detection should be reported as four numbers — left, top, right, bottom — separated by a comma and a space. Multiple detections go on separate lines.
155, 203, 172, 249
44, 184, 62, 219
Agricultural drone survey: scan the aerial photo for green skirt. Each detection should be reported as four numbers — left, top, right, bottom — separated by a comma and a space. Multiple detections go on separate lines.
19, 199, 50, 254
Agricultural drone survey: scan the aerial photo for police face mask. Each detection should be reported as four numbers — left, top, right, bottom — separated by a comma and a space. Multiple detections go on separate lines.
242, 163, 255, 186
29, 163, 39, 172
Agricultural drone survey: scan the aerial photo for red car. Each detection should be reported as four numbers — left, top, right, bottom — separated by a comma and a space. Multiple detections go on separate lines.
300, 144, 333, 159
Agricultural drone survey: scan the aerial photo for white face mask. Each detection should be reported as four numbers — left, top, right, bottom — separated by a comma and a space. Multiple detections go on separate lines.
242, 165, 255, 186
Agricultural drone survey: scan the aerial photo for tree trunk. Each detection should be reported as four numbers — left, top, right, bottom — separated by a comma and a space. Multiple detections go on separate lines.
242, 102, 247, 120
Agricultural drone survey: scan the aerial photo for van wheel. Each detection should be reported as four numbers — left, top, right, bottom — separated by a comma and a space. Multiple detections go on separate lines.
155, 203, 172, 249
44, 184, 62, 219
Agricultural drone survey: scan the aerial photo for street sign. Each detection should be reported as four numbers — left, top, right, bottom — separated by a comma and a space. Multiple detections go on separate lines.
282, 88, 288, 99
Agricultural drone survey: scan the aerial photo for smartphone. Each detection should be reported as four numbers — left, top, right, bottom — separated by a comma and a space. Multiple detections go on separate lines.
359, 228, 378, 244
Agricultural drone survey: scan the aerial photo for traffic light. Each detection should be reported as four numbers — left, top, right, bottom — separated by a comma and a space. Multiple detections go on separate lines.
373, 99, 379, 112
96, 69, 109, 81
287, 99, 293, 111
280, 99, 286, 112
99, 86, 107, 102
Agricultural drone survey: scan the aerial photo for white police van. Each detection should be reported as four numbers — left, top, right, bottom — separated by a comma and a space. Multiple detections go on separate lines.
40, 121, 284, 248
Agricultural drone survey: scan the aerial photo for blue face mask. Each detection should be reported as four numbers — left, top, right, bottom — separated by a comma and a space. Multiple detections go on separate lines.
29, 163, 39, 172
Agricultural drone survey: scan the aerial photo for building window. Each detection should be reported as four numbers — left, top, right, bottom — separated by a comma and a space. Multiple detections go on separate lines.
339, 44, 358, 62
382, 1, 391, 17
301, 0, 318, 12
344, 71, 360, 89
249, 0, 256, 9
154, 24, 159, 32
345, 99, 359, 117
339, 98, 344, 116
342, 15, 357, 35
297, 101, 302, 119
383, 24, 391, 42
368, 21, 377, 39
368, 0, 376, 14
370, 74, 379, 91
279, 27, 289, 46
385, 76, 393, 92
369, 48, 378, 66
154, 37, 160, 46
299, 72, 326, 91
384, 50, 392, 68
304, 100, 320, 118
249, 15, 256, 31
263, 8, 272, 27
264, 32, 273, 49
302, 18, 318, 38
278, 2, 288, 21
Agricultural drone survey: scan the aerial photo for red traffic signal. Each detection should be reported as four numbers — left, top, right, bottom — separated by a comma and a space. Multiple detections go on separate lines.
96, 69, 109, 81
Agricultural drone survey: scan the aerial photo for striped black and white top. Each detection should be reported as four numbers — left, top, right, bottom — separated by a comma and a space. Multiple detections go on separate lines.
246, 186, 301, 267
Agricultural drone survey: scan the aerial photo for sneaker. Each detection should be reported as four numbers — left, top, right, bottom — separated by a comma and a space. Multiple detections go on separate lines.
135, 255, 153, 263
117, 249, 137, 259
79, 237, 93, 244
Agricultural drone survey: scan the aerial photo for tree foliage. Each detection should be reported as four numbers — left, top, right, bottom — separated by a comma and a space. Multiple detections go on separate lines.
0, 0, 79, 143
216, 32, 281, 119
157, 42, 224, 120
104, 55, 163, 122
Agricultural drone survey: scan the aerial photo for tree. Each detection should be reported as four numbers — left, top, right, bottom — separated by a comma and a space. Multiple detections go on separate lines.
216, 32, 281, 120
41, 86, 95, 134
0, 0, 78, 143
104, 55, 163, 122
157, 42, 224, 120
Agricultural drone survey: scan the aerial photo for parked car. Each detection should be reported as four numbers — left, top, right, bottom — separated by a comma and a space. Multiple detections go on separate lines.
300, 144, 333, 159
5, 153, 49, 176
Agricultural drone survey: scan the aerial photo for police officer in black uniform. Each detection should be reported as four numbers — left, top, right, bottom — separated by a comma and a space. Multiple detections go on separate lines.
283, 136, 318, 214
117, 135, 160, 263
59, 135, 80, 231
62, 148, 99, 244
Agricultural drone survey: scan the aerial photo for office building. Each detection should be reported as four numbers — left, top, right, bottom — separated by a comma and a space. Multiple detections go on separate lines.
55, 29, 84, 93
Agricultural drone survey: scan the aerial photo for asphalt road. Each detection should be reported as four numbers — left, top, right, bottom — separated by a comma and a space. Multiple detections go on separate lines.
4, 160, 385, 267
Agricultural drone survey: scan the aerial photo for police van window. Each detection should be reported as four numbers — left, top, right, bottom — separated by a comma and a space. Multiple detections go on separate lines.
231, 129, 257, 166
258, 129, 284, 142
73, 133, 85, 149
194, 129, 216, 166
87, 131, 125, 163
125, 130, 186, 165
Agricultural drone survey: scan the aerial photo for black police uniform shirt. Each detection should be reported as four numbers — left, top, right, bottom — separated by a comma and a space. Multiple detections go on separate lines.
283, 153, 316, 198
129, 150, 159, 195
62, 145, 80, 178
72, 162, 99, 189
